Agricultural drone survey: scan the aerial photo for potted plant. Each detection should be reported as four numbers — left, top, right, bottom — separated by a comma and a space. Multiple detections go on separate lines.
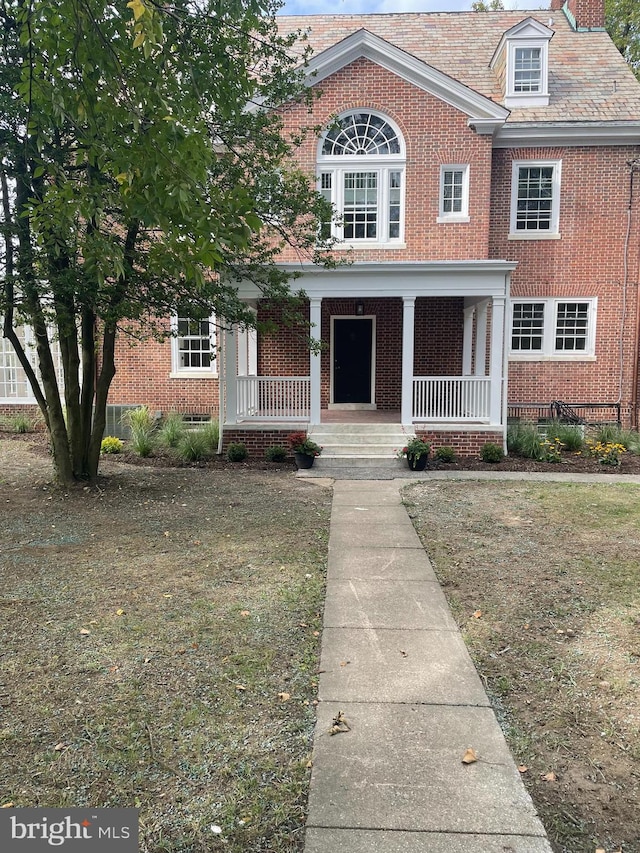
396, 436, 431, 470
287, 431, 323, 469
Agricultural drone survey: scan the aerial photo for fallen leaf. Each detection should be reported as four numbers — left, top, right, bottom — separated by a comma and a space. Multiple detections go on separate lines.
541, 771, 557, 782
163, 531, 170, 537
339, 660, 350, 667
313, 630, 320, 637
306, 759, 313, 768
461, 747, 478, 764
163, 594, 173, 599
116, 609, 125, 616
235, 685, 246, 692
109, 666, 119, 673
518, 765, 529, 774
53, 742, 66, 752
329, 711, 350, 735
277, 692, 291, 701
1, 802, 14, 808
472, 610, 482, 619
240, 610, 250, 617
210, 825, 223, 835
176, 648, 186, 655
79, 628, 91, 636
143, 657, 152, 664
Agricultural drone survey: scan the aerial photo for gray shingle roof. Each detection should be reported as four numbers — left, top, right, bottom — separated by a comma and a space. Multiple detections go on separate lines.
278, 11, 640, 124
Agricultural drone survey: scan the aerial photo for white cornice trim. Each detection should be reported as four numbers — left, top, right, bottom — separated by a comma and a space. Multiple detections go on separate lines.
494, 122, 640, 147
304, 29, 509, 124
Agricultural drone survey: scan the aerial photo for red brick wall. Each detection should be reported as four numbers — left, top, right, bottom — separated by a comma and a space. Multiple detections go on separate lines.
416, 429, 504, 457
279, 57, 494, 263
490, 146, 640, 424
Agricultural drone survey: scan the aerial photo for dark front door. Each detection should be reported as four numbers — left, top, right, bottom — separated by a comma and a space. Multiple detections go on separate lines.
333, 318, 373, 404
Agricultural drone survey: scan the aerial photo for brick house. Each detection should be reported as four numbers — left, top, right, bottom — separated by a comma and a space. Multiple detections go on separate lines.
3, 1, 640, 459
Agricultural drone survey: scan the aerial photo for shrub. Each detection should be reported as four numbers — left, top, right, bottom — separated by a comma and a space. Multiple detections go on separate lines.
552, 423, 584, 452
100, 436, 123, 454
123, 406, 157, 457
594, 425, 640, 454
507, 423, 544, 459
226, 442, 248, 462
158, 412, 185, 448
123, 405, 155, 432
434, 445, 456, 463
480, 442, 504, 463
287, 431, 322, 456
177, 430, 209, 462
200, 420, 220, 453
9, 414, 32, 434
265, 445, 288, 462
130, 426, 155, 457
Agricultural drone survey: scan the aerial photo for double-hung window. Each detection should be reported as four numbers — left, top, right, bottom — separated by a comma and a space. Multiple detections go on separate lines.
0, 323, 64, 403
438, 165, 469, 222
510, 298, 596, 359
170, 311, 217, 377
510, 160, 561, 237
318, 111, 405, 246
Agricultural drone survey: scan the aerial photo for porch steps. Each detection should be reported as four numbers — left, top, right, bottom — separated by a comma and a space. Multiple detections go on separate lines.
308, 423, 408, 468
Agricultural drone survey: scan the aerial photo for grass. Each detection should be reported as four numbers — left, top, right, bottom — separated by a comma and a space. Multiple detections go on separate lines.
403, 480, 640, 853
0, 442, 331, 852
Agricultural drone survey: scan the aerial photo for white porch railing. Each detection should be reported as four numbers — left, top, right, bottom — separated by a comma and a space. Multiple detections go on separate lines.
236, 376, 310, 420
413, 376, 491, 421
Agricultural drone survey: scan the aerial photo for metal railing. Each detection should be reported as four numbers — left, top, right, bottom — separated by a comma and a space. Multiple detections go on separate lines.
236, 376, 310, 420
413, 376, 491, 421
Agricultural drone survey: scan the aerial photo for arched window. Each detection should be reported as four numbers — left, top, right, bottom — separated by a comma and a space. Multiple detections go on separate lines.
318, 111, 405, 244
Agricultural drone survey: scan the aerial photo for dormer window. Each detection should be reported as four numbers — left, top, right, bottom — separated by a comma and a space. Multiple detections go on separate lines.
514, 46, 542, 93
318, 110, 405, 246
492, 18, 553, 109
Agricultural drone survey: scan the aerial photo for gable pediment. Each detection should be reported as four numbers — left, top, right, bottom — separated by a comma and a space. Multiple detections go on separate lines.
303, 29, 508, 133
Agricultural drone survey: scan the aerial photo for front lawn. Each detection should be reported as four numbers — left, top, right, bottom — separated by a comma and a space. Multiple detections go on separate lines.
0, 438, 331, 852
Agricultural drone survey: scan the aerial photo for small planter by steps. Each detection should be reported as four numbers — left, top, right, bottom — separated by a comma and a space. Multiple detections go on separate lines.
288, 431, 322, 469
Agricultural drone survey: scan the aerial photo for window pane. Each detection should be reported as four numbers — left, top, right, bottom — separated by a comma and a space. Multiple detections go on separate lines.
514, 47, 541, 93
512, 303, 544, 351
555, 302, 589, 351
442, 169, 464, 214
177, 314, 213, 370
322, 112, 401, 156
343, 172, 377, 239
516, 166, 554, 231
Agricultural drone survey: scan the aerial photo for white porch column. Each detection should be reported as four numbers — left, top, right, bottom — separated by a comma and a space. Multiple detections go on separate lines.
489, 295, 506, 426
224, 326, 238, 425
401, 297, 416, 427
474, 299, 489, 376
463, 305, 475, 375
248, 326, 258, 376
237, 328, 248, 377
309, 298, 322, 425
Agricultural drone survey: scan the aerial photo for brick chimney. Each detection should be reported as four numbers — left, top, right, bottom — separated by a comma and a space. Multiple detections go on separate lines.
565, 0, 605, 29
549, 0, 564, 10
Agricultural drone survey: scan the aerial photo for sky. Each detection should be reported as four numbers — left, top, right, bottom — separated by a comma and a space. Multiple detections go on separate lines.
278, 1, 531, 16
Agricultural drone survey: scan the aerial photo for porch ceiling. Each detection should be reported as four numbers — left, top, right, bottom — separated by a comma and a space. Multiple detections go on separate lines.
235, 260, 518, 300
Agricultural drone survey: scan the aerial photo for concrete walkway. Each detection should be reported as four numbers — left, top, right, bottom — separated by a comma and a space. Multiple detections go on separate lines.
304, 478, 553, 852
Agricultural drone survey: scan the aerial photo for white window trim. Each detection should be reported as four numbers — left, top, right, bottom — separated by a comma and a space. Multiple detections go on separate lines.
318, 110, 406, 248
509, 297, 597, 361
437, 164, 470, 223
170, 313, 218, 379
509, 159, 561, 239
319, 164, 406, 246
506, 39, 549, 107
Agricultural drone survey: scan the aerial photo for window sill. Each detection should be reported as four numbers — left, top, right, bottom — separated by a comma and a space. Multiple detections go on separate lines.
509, 354, 596, 362
437, 215, 470, 224
331, 241, 407, 250
508, 232, 561, 241
170, 371, 218, 379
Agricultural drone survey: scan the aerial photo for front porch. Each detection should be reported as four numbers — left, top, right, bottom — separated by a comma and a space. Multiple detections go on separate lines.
222, 261, 517, 454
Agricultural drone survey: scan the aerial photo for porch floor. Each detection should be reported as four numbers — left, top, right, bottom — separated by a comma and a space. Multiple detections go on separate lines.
320, 409, 401, 424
